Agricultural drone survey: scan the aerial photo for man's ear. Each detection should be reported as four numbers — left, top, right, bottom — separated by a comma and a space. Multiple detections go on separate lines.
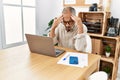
73, 13, 75, 16
71, 13, 75, 16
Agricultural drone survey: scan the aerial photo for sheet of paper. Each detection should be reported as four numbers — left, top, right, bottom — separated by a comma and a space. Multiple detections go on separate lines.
85, 0, 99, 4
57, 52, 88, 68
65, 0, 76, 4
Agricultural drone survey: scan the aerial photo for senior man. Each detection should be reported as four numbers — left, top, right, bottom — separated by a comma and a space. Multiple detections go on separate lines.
49, 7, 88, 52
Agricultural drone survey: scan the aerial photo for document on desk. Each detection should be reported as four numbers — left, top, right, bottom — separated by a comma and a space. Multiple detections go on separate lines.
57, 52, 88, 68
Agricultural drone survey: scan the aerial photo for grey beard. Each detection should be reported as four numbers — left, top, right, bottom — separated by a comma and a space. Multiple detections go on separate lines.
65, 26, 72, 32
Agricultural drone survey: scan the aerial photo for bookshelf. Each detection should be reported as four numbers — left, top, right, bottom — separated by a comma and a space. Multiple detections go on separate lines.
78, 12, 120, 80
78, 12, 110, 36
90, 33, 120, 80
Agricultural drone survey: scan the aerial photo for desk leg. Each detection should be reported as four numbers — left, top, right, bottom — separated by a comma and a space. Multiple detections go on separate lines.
96, 59, 100, 71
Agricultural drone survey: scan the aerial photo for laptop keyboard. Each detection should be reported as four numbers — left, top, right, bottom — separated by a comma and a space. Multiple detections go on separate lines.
56, 51, 60, 55
55, 49, 61, 55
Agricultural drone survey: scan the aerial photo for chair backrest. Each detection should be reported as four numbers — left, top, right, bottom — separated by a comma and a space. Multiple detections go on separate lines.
88, 71, 108, 80
85, 34, 92, 53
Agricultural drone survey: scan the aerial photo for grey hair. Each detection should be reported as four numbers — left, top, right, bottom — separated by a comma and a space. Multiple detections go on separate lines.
62, 7, 76, 16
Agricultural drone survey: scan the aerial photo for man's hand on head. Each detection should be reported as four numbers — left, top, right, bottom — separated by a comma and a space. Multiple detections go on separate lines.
71, 15, 81, 24
51, 15, 63, 30
71, 15, 83, 33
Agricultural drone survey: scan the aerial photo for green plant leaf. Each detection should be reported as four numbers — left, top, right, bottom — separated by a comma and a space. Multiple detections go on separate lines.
103, 66, 111, 74
48, 19, 54, 27
45, 19, 54, 31
105, 46, 111, 53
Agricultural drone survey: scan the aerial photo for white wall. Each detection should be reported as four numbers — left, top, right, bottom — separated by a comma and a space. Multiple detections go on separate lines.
111, 0, 120, 20
0, 30, 2, 49
36, 0, 63, 35
0, 1, 2, 49
73, 7, 88, 15
0, 24, 1, 49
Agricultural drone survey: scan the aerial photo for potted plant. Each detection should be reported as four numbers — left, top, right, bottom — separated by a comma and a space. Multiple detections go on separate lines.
105, 45, 111, 57
45, 19, 54, 31
43, 19, 54, 36
103, 66, 111, 77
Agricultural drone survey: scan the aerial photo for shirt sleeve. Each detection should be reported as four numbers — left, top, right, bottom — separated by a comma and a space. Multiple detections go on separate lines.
74, 24, 88, 52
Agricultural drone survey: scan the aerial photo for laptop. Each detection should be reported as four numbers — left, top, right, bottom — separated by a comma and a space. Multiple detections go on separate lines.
25, 34, 65, 57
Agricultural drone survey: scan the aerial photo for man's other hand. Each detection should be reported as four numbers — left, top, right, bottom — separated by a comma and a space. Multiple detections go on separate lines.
51, 15, 63, 30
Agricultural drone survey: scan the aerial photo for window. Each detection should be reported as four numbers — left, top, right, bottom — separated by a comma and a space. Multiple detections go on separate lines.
22, 0, 35, 6
4, 6, 23, 44
23, 7, 36, 41
3, 0, 21, 5
0, 0, 36, 48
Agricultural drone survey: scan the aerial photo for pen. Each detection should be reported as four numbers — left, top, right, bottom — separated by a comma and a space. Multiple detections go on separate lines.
63, 54, 70, 61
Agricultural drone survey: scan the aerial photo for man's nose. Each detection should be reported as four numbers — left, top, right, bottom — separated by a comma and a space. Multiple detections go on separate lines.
66, 23, 69, 26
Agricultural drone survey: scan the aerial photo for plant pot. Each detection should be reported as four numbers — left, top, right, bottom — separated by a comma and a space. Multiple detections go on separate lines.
105, 52, 111, 57
107, 73, 111, 78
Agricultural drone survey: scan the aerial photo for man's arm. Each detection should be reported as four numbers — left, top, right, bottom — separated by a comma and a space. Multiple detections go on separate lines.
71, 15, 83, 34
71, 15, 87, 52
49, 16, 63, 38
49, 27, 56, 38
49, 16, 63, 45
74, 25, 88, 52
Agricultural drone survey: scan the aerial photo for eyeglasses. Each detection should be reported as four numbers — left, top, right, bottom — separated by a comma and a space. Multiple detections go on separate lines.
63, 20, 75, 26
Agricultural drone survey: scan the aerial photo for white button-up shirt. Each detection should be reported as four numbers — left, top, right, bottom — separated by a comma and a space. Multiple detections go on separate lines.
52, 23, 88, 52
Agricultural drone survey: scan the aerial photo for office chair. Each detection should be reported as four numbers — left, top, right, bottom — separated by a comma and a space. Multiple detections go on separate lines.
88, 71, 108, 80
85, 34, 92, 53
